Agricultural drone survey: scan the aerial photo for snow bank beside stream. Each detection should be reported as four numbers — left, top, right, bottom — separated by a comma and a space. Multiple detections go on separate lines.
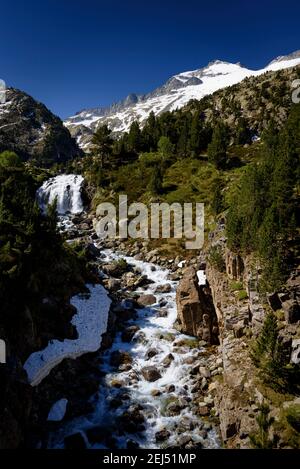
23, 284, 111, 386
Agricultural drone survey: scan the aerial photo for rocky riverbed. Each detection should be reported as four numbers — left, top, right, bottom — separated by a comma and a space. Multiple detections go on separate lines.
45, 242, 222, 449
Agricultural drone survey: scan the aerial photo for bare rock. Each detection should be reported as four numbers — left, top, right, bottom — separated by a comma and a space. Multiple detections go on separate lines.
141, 366, 161, 382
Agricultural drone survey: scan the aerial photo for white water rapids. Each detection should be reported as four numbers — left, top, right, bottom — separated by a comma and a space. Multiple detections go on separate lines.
36, 174, 220, 449
47, 250, 219, 449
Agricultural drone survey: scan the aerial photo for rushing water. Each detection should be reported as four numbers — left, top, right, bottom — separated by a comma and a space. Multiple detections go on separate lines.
48, 249, 219, 449
38, 174, 219, 449
37, 174, 84, 215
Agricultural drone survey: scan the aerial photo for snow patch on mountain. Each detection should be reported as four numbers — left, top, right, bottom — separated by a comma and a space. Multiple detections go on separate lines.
64, 51, 300, 147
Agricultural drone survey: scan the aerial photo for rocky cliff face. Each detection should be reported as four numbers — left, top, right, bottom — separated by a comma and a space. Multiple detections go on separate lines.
0, 88, 82, 164
175, 226, 300, 448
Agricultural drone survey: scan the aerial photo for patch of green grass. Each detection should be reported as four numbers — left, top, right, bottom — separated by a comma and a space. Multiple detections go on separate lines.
230, 281, 243, 291
238, 289, 248, 301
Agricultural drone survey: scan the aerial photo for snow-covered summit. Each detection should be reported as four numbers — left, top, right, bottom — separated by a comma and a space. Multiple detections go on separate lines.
64, 51, 300, 148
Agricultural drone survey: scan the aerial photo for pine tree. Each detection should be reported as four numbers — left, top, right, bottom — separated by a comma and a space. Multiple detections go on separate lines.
148, 164, 163, 195
157, 136, 174, 166
143, 111, 160, 151
249, 404, 277, 449
207, 122, 229, 169
92, 125, 113, 168
127, 121, 143, 153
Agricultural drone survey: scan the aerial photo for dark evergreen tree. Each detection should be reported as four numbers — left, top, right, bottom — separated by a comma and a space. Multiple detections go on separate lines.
207, 122, 229, 169
92, 125, 113, 168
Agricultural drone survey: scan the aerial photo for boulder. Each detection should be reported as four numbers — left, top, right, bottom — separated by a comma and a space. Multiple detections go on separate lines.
141, 366, 161, 382
156, 308, 169, 318
121, 325, 140, 342
137, 294, 157, 307
161, 353, 174, 368
120, 405, 145, 433
155, 284, 172, 294
110, 350, 133, 367
145, 348, 159, 359
155, 429, 170, 442
176, 267, 219, 344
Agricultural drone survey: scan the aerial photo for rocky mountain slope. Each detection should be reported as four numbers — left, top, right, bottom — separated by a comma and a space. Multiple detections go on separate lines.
0, 88, 82, 164
65, 51, 300, 148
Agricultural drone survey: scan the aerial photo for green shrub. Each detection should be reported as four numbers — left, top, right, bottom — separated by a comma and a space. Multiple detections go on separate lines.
207, 245, 226, 272
249, 403, 278, 449
230, 281, 243, 291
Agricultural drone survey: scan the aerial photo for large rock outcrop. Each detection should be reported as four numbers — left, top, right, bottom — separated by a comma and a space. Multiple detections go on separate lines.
176, 267, 219, 345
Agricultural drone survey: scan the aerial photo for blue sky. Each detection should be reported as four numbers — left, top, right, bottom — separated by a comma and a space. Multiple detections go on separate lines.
1, 0, 300, 118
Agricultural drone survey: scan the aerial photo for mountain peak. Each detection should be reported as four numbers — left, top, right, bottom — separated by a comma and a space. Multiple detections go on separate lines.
65, 50, 300, 147
268, 50, 300, 66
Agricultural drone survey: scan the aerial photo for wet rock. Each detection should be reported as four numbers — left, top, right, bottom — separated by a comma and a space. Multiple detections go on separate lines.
156, 308, 169, 318
120, 406, 145, 433
64, 432, 86, 449
106, 278, 121, 291
110, 350, 133, 367
112, 304, 137, 322
100, 332, 113, 350
121, 325, 140, 342
155, 429, 170, 442
176, 434, 192, 447
164, 398, 186, 416
155, 283, 172, 294
145, 348, 159, 359
161, 353, 174, 368
118, 363, 132, 372
137, 294, 157, 306
151, 389, 162, 397
159, 299, 168, 307
110, 379, 124, 388
141, 366, 161, 382
185, 440, 203, 450
165, 384, 175, 393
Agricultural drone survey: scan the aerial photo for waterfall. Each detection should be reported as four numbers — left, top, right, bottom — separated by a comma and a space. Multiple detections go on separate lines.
37, 174, 84, 215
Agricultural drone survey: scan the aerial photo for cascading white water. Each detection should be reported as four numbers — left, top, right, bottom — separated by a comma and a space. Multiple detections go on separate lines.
48, 250, 220, 449
37, 174, 84, 215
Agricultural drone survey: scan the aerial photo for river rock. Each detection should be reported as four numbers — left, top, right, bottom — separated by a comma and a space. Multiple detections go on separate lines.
165, 384, 175, 393
145, 348, 158, 359
121, 325, 140, 342
155, 429, 170, 442
110, 350, 133, 367
161, 353, 174, 368
156, 308, 168, 317
141, 366, 161, 382
155, 283, 172, 293
120, 405, 145, 433
137, 294, 157, 307
106, 278, 121, 291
